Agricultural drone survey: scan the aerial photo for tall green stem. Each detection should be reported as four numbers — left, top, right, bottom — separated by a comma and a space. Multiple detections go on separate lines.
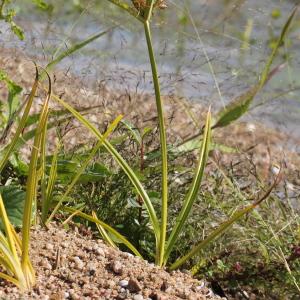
144, 20, 168, 266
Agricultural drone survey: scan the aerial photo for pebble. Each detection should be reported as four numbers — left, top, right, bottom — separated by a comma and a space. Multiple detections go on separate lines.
111, 260, 123, 274
119, 280, 129, 287
133, 294, 144, 300
128, 278, 142, 292
72, 256, 84, 270
45, 243, 54, 251
93, 246, 105, 257
41, 260, 52, 270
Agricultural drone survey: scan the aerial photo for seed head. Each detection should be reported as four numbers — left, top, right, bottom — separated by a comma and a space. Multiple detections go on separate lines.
132, 0, 167, 13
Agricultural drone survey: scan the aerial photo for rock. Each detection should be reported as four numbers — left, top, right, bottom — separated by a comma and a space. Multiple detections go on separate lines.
93, 245, 105, 257
119, 280, 129, 288
128, 278, 142, 293
72, 256, 84, 270
45, 243, 54, 251
149, 292, 168, 300
160, 281, 169, 291
111, 260, 123, 274
41, 260, 52, 270
133, 294, 144, 300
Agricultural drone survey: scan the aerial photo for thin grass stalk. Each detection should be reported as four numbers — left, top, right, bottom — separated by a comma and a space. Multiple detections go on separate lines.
47, 91, 160, 245
46, 115, 123, 224
0, 65, 39, 173
63, 206, 142, 257
21, 73, 51, 285
169, 172, 281, 270
92, 211, 117, 249
41, 144, 59, 223
39, 111, 48, 224
144, 10, 168, 267
164, 110, 211, 265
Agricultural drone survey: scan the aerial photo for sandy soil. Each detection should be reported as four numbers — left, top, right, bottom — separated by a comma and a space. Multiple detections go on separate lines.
0, 223, 220, 300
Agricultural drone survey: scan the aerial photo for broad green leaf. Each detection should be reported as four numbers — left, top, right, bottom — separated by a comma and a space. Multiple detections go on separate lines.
0, 69, 23, 119
32, 0, 53, 11
10, 22, 25, 40
173, 138, 236, 155
0, 186, 25, 228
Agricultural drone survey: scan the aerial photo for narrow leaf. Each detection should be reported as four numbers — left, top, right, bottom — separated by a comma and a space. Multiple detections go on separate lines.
213, 7, 297, 129
164, 110, 211, 264
46, 115, 123, 224
92, 211, 117, 249
63, 206, 142, 257
48, 91, 160, 244
169, 173, 281, 270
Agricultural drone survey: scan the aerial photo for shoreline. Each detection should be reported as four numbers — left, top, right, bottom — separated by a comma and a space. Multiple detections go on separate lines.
1, 46, 300, 182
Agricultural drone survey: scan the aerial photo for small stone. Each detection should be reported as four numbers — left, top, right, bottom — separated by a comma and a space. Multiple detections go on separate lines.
111, 260, 123, 274
160, 281, 169, 291
94, 246, 105, 257
122, 252, 134, 258
128, 278, 142, 293
41, 260, 52, 270
119, 280, 129, 287
133, 295, 144, 300
106, 279, 115, 288
149, 293, 168, 300
72, 256, 84, 270
45, 243, 54, 251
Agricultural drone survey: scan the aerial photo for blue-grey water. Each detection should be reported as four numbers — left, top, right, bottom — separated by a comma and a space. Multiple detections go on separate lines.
1, 0, 300, 142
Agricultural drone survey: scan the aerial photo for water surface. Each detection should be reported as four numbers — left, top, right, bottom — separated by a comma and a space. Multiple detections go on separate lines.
1, 0, 300, 141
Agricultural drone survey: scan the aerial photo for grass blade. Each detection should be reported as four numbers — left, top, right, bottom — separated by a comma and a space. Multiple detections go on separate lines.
144, 19, 168, 267
48, 91, 160, 246
45, 27, 117, 74
63, 206, 142, 257
46, 115, 123, 224
0, 65, 39, 173
0, 194, 26, 288
41, 143, 59, 223
212, 7, 297, 130
164, 110, 211, 264
259, 7, 298, 88
92, 211, 117, 249
169, 173, 281, 270
21, 70, 52, 286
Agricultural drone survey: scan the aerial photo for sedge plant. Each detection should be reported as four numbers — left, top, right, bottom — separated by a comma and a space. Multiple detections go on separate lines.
0, 66, 51, 289
40, 1, 296, 271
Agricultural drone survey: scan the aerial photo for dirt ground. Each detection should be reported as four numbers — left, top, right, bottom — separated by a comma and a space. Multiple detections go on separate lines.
0, 223, 221, 300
